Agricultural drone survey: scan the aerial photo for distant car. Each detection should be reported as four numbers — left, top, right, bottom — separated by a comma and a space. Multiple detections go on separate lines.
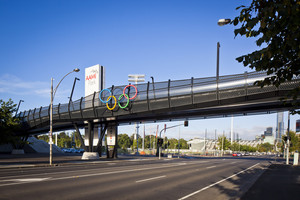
237, 153, 242, 157
232, 153, 237, 156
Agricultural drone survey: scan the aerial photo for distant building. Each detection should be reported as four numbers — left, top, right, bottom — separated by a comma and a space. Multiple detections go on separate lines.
276, 112, 284, 142
296, 119, 300, 132
264, 135, 275, 145
264, 127, 273, 136
187, 138, 260, 151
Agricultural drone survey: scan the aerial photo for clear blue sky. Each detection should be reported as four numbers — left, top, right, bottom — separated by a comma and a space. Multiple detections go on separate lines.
1, 0, 299, 140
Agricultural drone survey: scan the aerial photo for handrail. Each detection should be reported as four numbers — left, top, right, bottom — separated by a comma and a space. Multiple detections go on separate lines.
18, 71, 300, 126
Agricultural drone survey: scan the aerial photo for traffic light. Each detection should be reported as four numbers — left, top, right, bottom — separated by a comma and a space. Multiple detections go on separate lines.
157, 138, 164, 147
184, 120, 188, 127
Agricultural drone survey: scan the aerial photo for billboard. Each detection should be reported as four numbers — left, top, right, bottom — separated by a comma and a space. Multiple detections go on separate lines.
296, 119, 300, 133
85, 64, 105, 97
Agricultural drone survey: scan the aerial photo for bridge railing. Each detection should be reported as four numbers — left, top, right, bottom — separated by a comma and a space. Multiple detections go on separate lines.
18, 71, 299, 127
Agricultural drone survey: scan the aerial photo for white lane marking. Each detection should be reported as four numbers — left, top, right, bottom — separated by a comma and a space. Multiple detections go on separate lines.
136, 175, 166, 183
178, 163, 261, 200
0, 165, 35, 169
0, 161, 205, 187
13, 178, 50, 182
206, 166, 216, 169
231, 161, 237, 164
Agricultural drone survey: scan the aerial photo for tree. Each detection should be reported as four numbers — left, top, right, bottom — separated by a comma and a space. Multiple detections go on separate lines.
118, 134, 131, 150
217, 136, 231, 150
168, 138, 178, 149
230, 142, 240, 151
179, 138, 188, 149
38, 134, 49, 143
144, 135, 156, 149
282, 131, 300, 152
257, 142, 273, 152
233, 0, 300, 110
0, 99, 22, 146
57, 132, 72, 148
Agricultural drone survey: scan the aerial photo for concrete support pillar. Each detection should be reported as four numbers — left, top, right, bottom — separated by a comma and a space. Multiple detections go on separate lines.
106, 124, 118, 159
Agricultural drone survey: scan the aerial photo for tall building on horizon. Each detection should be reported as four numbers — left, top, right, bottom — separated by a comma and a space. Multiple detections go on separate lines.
276, 112, 284, 142
264, 127, 273, 136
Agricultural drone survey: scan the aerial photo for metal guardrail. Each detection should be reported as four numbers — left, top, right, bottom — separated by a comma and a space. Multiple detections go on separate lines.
18, 71, 300, 128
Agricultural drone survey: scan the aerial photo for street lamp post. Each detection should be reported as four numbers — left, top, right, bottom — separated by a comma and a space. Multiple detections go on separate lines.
69, 77, 80, 103
128, 74, 145, 154
15, 100, 24, 116
49, 68, 80, 165
218, 18, 234, 145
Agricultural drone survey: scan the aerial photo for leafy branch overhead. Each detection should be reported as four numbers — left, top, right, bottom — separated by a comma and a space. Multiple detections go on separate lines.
233, 0, 300, 91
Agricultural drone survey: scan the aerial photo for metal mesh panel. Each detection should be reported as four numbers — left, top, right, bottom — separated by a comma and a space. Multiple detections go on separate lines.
170, 79, 191, 97
59, 103, 68, 113
40, 106, 49, 118
170, 95, 192, 107
28, 111, 34, 120
220, 87, 246, 99
33, 109, 39, 120
193, 91, 217, 103
18, 71, 300, 128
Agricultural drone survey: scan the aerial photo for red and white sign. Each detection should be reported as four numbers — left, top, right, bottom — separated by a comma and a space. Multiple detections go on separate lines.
107, 126, 116, 146
85, 64, 105, 97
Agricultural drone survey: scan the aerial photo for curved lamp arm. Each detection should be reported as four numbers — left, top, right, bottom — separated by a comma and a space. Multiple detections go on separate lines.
53, 68, 80, 98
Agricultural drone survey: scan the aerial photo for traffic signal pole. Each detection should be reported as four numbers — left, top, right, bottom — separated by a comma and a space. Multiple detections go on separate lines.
157, 121, 188, 159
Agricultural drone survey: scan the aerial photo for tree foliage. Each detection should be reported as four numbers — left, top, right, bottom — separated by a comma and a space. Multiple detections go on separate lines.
217, 136, 231, 150
0, 99, 21, 145
118, 133, 131, 150
233, 0, 300, 110
281, 130, 300, 152
38, 131, 82, 148
257, 142, 273, 152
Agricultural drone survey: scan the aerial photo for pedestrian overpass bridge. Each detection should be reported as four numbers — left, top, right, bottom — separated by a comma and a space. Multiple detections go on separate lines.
18, 71, 299, 134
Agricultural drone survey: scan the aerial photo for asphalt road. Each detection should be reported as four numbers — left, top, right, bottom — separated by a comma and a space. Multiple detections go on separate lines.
0, 157, 271, 200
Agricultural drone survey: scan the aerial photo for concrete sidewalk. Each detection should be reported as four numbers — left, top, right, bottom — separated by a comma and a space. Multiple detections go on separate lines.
241, 163, 300, 200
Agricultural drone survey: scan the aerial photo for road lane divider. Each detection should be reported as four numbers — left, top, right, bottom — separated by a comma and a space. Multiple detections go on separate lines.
136, 175, 166, 183
206, 166, 216, 169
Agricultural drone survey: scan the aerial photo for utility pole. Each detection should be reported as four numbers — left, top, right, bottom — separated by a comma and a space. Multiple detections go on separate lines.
204, 129, 207, 155
222, 131, 224, 156
178, 126, 180, 158
215, 129, 217, 156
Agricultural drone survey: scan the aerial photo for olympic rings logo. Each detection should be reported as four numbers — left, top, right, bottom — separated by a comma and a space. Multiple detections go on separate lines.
99, 84, 138, 110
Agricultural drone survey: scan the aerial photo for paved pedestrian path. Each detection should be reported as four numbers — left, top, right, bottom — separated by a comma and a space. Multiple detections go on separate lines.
241, 163, 300, 200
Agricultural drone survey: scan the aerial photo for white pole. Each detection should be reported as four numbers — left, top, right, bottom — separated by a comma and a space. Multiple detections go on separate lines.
231, 116, 233, 144
142, 124, 145, 151
286, 111, 290, 165
178, 127, 180, 158
49, 78, 53, 165
55, 133, 57, 146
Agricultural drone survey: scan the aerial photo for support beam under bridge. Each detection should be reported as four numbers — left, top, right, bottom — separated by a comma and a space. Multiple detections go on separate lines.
76, 121, 118, 159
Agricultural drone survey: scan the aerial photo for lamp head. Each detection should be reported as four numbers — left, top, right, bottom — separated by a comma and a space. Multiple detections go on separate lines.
218, 19, 231, 26
74, 68, 80, 72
